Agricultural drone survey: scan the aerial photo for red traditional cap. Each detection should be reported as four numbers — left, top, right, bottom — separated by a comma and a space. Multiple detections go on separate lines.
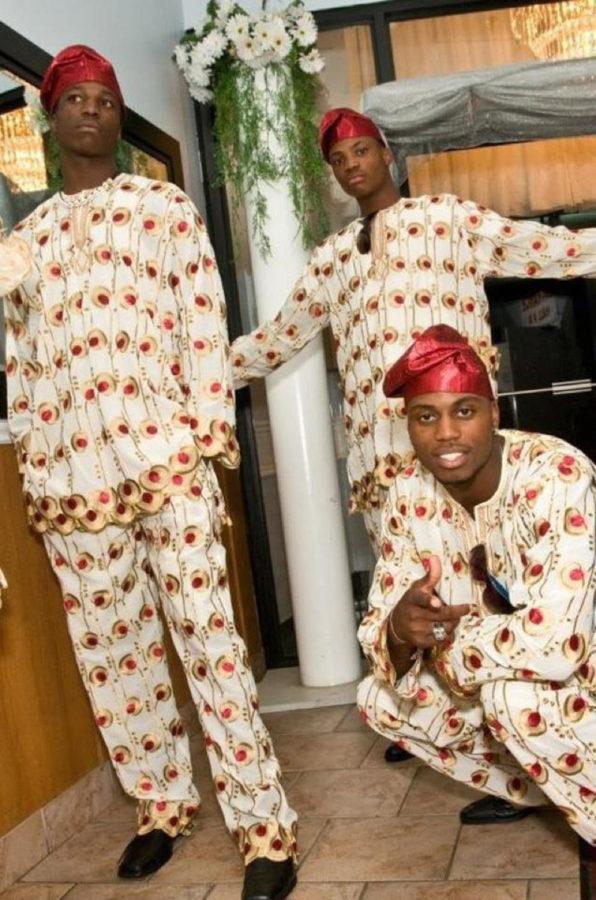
40, 44, 124, 114
319, 107, 386, 161
384, 325, 494, 403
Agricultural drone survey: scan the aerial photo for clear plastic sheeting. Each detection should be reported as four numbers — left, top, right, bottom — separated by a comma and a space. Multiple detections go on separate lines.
363, 57, 596, 186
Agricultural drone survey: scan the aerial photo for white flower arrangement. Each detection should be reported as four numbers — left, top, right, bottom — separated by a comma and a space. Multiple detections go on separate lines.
175, 0, 324, 104
174, 0, 328, 259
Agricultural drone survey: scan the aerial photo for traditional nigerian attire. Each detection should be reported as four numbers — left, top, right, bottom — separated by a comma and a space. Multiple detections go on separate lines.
319, 107, 386, 160
3, 174, 297, 861
358, 428, 596, 843
231, 195, 596, 552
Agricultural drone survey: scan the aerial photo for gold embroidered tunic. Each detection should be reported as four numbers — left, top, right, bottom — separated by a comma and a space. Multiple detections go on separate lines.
4, 174, 239, 535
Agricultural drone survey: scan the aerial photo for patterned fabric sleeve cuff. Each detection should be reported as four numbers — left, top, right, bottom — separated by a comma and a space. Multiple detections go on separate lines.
375, 616, 421, 699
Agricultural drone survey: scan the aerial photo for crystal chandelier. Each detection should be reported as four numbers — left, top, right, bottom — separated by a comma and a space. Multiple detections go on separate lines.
510, 2, 596, 61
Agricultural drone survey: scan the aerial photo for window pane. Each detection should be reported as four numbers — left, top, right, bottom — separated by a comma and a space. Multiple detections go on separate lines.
390, 4, 593, 78
407, 135, 596, 217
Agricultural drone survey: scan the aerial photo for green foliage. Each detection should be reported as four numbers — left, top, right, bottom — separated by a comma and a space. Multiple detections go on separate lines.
211, 58, 328, 259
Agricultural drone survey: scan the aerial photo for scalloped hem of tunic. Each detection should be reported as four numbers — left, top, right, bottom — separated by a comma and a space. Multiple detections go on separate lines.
23, 438, 237, 535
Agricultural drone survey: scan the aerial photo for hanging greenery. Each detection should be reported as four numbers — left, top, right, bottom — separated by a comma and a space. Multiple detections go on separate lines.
175, 0, 329, 259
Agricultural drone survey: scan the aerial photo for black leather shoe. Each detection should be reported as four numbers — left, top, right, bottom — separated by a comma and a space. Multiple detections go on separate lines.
460, 796, 537, 825
384, 744, 414, 763
117, 829, 175, 878
242, 857, 297, 900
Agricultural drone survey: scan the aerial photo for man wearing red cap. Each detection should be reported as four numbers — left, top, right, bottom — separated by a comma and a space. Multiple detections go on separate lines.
231, 107, 596, 553
358, 325, 595, 863
3, 45, 297, 898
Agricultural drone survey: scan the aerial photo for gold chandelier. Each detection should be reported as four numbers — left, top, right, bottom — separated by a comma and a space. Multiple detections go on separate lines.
511, 1, 596, 61
0, 106, 47, 193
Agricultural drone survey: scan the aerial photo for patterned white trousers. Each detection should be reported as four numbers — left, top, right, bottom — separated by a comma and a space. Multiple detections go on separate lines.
359, 668, 595, 843
42, 463, 297, 862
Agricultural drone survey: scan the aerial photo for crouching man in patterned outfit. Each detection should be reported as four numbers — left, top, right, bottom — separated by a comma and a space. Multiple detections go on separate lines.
358, 325, 595, 884
2, 45, 297, 899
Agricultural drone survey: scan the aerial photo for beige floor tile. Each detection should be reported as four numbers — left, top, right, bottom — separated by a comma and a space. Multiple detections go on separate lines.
149, 824, 242, 884
335, 706, 370, 734
400, 767, 482, 816
288, 766, 416, 819
42, 764, 120, 853
22, 821, 134, 883
66, 885, 211, 898
528, 879, 580, 900
209, 884, 364, 900
363, 881, 527, 899
95, 796, 138, 826
263, 705, 352, 735
0, 812, 49, 892
298, 818, 329, 860
0, 886, 73, 899
450, 811, 578, 880
299, 815, 459, 882
274, 732, 376, 772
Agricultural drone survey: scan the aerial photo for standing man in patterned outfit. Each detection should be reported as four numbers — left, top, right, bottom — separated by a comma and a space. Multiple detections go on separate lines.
231, 107, 596, 553
358, 325, 595, 882
3, 45, 297, 899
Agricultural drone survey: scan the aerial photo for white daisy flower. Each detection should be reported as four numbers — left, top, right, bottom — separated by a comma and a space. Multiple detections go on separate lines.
235, 35, 262, 63
190, 37, 216, 70
188, 63, 211, 88
299, 48, 324, 74
226, 13, 251, 43
294, 12, 317, 47
189, 84, 213, 104
269, 22, 292, 60
203, 29, 227, 60
253, 18, 276, 49
286, 2, 307, 22
215, 0, 235, 25
174, 44, 190, 73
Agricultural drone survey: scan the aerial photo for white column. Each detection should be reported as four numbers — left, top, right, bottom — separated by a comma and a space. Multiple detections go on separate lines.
243, 138, 360, 689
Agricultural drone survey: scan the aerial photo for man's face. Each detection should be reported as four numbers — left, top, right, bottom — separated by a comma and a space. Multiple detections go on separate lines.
327, 136, 393, 200
50, 81, 121, 158
407, 392, 499, 489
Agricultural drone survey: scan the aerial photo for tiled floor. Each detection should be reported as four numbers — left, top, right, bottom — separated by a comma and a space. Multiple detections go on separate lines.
3, 704, 581, 899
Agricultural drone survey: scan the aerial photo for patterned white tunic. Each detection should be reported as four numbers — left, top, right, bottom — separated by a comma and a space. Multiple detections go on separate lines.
232, 195, 596, 517
4, 174, 239, 535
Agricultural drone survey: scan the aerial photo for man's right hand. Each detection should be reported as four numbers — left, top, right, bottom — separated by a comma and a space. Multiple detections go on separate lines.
389, 556, 470, 651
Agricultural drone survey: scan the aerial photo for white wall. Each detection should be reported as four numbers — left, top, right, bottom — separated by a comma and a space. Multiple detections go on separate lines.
2, 0, 205, 207
182, 0, 376, 28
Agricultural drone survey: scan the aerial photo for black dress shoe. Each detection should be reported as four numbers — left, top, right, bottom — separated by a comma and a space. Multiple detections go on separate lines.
460, 796, 537, 825
242, 857, 297, 900
384, 744, 414, 763
117, 829, 176, 878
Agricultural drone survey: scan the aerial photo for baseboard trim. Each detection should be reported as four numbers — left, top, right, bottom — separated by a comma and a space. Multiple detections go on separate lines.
0, 761, 121, 892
